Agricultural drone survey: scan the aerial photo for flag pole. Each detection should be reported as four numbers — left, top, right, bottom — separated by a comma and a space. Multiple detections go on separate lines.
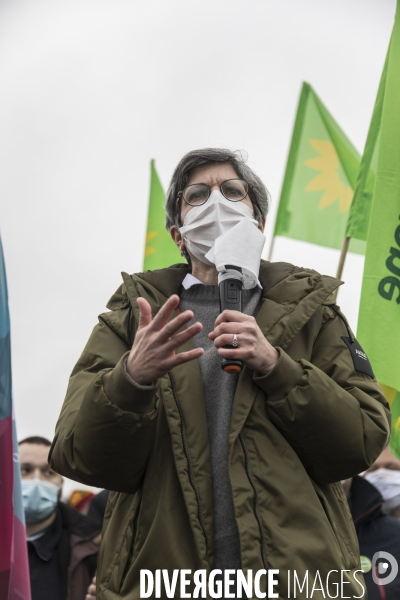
267, 235, 275, 262
336, 236, 350, 280
334, 236, 350, 299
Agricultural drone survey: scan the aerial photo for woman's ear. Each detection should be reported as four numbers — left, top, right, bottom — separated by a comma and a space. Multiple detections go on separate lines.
170, 225, 185, 253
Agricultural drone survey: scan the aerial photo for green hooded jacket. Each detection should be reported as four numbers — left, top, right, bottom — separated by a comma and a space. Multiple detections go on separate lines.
49, 261, 391, 600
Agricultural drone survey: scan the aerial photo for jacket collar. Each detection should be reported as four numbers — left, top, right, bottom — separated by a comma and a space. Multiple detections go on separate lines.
257, 260, 341, 348
350, 475, 385, 526
26, 502, 101, 561
28, 507, 63, 561
121, 260, 341, 348
120, 259, 340, 308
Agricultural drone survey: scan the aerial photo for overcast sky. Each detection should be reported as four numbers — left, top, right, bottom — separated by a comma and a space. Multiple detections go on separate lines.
0, 0, 396, 455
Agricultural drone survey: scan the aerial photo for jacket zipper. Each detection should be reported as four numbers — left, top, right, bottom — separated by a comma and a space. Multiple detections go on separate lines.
168, 372, 209, 558
239, 432, 268, 570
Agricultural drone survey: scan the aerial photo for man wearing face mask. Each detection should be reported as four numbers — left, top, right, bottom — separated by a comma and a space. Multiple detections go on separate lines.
50, 148, 391, 599
364, 446, 400, 518
19, 436, 101, 600
342, 446, 400, 599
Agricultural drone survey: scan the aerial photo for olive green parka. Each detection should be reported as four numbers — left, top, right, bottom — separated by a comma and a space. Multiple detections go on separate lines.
49, 261, 391, 600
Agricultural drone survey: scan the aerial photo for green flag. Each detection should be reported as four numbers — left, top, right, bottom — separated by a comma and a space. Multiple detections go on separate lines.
143, 160, 185, 271
356, 2, 400, 458
274, 82, 365, 253
346, 55, 388, 242
380, 385, 400, 459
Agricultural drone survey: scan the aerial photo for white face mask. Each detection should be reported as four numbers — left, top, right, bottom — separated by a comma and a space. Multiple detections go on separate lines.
364, 468, 400, 511
179, 190, 258, 265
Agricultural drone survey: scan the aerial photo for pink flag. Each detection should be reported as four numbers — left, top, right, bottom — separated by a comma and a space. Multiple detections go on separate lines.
0, 238, 31, 600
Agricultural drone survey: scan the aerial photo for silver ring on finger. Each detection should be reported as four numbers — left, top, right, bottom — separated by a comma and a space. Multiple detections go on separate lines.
232, 333, 238, 348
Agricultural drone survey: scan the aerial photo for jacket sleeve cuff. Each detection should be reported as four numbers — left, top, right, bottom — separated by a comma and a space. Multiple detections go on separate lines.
102, 352, 158, 414
253, 347, 304, 403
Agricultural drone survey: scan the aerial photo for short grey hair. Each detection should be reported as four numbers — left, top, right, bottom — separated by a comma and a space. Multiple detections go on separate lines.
164, 148, 270, 230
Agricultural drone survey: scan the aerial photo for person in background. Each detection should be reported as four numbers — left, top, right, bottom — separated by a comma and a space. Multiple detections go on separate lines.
19, 436, 102, 600
84, 490, 110, 600
364, 445, 400, 519
69, 489, 95, 515
343, 446, 400, 599
87, 489, 110, 528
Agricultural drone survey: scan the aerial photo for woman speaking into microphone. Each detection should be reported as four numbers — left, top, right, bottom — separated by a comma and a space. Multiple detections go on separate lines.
50, 148, 390, 600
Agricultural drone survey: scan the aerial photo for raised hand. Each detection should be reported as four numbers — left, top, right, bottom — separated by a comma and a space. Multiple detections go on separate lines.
126, 294, 204, 386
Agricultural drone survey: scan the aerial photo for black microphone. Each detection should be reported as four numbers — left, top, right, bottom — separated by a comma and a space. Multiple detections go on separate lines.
219, 265, 243, 374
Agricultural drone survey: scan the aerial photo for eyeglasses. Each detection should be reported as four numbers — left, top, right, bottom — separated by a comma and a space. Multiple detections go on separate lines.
177, 179, 253, 207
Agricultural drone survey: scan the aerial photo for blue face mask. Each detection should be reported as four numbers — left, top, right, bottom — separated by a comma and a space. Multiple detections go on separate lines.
21, 478, 60, 524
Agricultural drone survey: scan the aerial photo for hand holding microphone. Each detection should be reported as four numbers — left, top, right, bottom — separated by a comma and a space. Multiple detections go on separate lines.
208, 309, 279, 377
218, 266, 244, 373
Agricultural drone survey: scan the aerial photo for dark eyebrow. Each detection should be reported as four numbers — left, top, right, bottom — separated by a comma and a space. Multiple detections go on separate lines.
20, 462, 53, 470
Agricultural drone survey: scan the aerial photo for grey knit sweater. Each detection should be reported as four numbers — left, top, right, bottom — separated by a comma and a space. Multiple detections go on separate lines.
180, 284, 262, 588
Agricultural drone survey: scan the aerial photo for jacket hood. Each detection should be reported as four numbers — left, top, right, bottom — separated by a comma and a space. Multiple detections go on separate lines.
109, 260, 342, 353
116, 260, 341, 302
350, 474, 385, 527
